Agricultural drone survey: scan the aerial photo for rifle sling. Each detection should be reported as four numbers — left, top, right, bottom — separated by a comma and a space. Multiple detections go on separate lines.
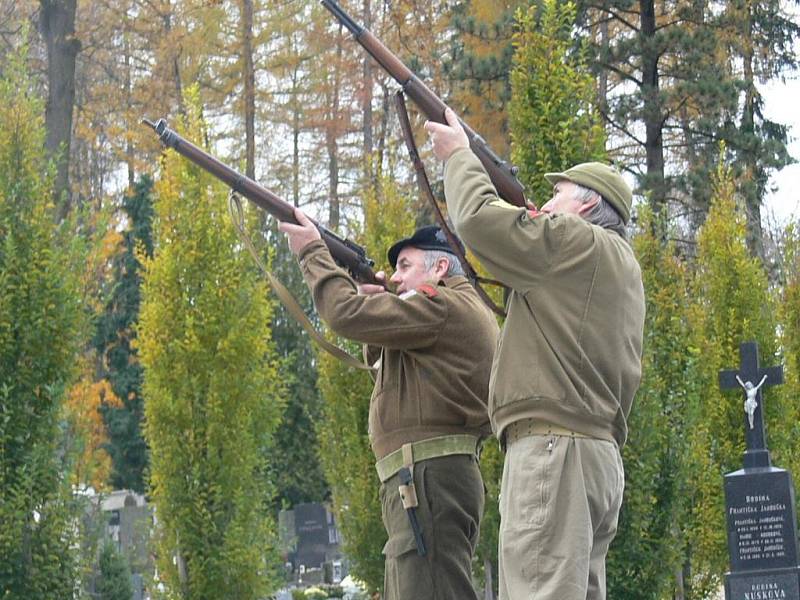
228, 192, 376, 372
393, 91, 506, 318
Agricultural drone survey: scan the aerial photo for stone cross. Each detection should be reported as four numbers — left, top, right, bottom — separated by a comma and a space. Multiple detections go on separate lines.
719, 341, 784, 469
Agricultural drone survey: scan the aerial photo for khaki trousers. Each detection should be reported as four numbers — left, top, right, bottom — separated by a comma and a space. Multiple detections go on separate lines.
498, 434, 624, 600
380, 453, 484, 600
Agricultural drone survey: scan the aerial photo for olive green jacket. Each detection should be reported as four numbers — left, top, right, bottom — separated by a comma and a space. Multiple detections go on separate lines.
444, 148, 645, 447
298, 240, 498, 459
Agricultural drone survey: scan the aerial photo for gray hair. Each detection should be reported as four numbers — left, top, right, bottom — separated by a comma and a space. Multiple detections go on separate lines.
423, 249, 465, 277
573, 184, 627, 239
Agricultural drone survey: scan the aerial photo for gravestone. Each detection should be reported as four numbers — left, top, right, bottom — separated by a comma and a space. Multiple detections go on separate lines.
719, 341, 800, 599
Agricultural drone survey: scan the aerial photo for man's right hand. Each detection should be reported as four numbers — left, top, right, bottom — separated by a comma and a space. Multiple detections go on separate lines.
424, 108, 469, 162
278, 208, 321, 255
358, 271, 387, 295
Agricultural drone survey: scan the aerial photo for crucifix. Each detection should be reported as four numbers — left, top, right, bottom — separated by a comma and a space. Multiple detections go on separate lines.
719, 341, 784, 469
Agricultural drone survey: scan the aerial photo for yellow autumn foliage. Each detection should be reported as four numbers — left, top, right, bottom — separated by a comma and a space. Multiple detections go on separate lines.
64, 361, 124, 491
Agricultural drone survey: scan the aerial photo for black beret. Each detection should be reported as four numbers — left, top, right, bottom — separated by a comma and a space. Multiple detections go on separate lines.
387, 225, 465, 269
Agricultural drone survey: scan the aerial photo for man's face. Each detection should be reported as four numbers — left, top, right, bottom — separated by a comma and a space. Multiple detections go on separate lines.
390, 247, 438, 294
540, 180, 595, 215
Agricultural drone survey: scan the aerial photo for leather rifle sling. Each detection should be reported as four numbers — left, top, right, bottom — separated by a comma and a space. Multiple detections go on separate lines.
393, 91, 506, 318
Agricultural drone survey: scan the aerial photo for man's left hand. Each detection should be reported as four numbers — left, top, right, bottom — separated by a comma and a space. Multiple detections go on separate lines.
278, 208, 321, 255
357, 271, 387, 295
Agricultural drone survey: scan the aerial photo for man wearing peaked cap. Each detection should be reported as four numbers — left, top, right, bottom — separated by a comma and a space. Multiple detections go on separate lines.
279, 213, 498, 600
387, 224, 466, 269
544, 161, 632, 225
425, 109, 645, 600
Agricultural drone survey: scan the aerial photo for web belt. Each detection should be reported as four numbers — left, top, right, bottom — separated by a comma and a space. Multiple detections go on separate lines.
375, 434, 481, 483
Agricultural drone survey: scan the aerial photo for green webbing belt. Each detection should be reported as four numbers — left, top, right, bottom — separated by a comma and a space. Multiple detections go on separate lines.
228, 192, 376, 372
375, 434, 481, 482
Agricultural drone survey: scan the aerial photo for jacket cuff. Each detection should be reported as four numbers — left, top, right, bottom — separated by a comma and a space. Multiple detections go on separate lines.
444, 147, 474, 177
297, 239, 328, 264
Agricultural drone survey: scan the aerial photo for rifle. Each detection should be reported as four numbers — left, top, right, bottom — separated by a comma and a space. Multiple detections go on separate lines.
321, 0, 527, 208
142, 118, 384, 288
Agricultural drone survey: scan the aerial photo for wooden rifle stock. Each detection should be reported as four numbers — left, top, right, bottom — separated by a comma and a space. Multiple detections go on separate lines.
321, 0, 527, 208
142, 118, 384, 287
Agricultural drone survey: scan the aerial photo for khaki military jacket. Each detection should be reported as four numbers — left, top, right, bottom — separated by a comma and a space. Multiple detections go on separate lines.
443, 148, 645, 447
298, 239, 498, 459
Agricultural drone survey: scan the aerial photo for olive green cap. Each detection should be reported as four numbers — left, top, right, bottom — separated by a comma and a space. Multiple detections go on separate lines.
544, 162, 632, 224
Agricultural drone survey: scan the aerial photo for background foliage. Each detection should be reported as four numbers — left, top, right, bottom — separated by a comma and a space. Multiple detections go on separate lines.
1, 0, 800, 598
0, 43, 86, 598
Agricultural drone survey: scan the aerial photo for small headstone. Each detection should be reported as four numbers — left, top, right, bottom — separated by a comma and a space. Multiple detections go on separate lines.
719, 341, 800, 599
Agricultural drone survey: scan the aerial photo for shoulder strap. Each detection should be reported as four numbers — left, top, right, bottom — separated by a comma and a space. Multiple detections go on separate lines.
228, 192, 376, 372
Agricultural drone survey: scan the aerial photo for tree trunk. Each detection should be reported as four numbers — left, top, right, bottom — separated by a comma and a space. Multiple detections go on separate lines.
292, 85, 301, 208
739, 5, 764, 260
639, 0, 666, 218
674, 564, 684, 600
376, 82, 390, 182
124, 23, 135, 189
596, 14, 608, 118
362, 0, 374, 168
241, 0, 256, 180
326, 131, 340, 229
291, 65, 301, 207
326, 27, 344, 229
40, 0, 80, 219
161, 4, 184, 116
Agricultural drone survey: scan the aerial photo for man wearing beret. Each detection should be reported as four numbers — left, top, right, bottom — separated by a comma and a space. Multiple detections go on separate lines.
425, 109, 645, 600
279, 209, 499, 600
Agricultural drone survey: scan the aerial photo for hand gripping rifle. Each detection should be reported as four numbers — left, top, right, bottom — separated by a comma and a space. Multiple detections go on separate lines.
142, 118, 384, 288
321, 0, 527, 208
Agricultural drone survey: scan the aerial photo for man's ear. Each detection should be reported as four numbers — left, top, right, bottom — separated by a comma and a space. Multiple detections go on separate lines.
578, 192, 601, 216
435, 256, 450, 278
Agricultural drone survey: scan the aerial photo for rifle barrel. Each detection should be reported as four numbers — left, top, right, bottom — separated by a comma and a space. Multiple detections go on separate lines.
142, 118, 383, 287
321, 0, 527, 207
320, 0, 363, 36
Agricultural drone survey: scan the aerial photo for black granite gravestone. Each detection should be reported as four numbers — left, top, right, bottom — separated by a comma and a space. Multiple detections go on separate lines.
719, 341, 800, 600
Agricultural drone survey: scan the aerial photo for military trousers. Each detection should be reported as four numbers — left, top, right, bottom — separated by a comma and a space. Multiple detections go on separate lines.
380, 453, 484, 600
498, 433, 624, 600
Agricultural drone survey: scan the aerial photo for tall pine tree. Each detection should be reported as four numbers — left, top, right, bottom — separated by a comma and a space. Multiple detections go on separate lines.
266, 223, 330, 511
95, 176, 155, 492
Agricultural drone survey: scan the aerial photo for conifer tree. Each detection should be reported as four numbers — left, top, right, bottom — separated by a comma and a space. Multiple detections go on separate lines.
266, 223, 330, 510
95, 176, 155, 492
97, 541, 134, 600
257, 4, 335, 509
581, 0, 733, 220
717, 0, 798, 259
581, 0, 797, 244
138, 92, 284, 599
0, 43, 85, 597
446, 0, 523, 154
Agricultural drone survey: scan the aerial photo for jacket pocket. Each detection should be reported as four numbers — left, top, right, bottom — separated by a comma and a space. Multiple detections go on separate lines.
382, 529, 419, 558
